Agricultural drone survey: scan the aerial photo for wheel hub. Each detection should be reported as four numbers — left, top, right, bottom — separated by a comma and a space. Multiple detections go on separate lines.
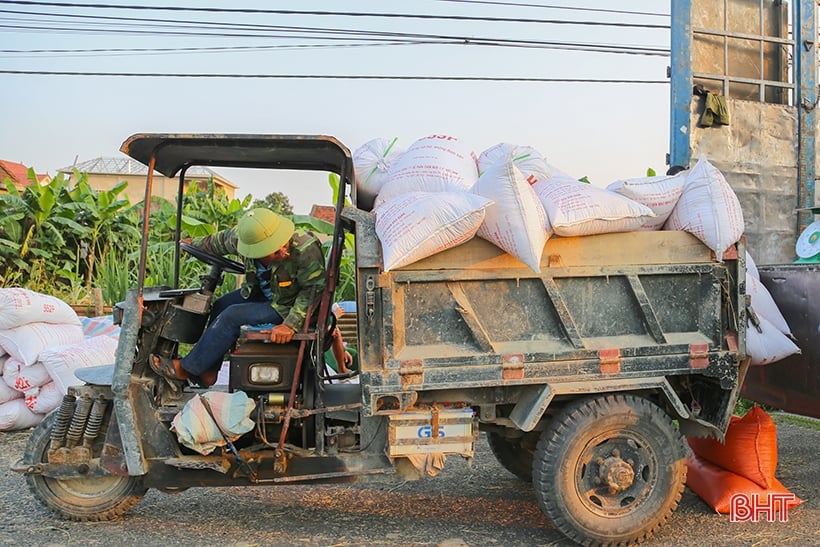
597, 450, 635, 493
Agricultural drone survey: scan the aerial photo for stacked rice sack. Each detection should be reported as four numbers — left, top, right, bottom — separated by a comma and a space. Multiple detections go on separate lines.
352, 136, 730, 273
607, 154, 746, 261
744, 253, 800, 365
364, 135, 493, 272
353, 136, 793, 364
355, 136, 556, 273
353, 137, 405, 212
0, 288, 119, 431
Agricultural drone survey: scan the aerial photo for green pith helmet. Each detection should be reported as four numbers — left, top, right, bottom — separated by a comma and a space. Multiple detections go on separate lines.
236, 208, 295, 259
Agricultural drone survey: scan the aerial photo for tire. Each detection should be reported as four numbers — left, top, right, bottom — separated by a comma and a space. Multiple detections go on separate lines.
532, 394, 687, 546
486, 431, 537, 482
24, 412, 147, 521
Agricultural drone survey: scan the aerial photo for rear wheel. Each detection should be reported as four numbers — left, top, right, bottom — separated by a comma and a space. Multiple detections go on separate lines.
486, 431, 538, 482
24, 412, 147, 521
532, 394, 687, 546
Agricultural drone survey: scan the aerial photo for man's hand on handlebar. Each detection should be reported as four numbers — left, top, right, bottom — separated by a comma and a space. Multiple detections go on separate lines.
270, 323, 295, 344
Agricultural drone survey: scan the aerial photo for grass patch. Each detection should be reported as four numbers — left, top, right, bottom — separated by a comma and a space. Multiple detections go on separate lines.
771, 412, 820, 431
733, 397, 776, 417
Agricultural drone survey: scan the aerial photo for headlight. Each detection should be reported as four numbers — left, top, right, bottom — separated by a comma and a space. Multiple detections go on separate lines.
249, 363, 282, 384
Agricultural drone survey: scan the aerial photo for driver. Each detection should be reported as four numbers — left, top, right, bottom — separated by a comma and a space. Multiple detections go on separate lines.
151, 208, 326, 387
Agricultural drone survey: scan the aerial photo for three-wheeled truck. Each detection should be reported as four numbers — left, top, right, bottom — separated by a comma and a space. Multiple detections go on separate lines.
13, 134, 748, 546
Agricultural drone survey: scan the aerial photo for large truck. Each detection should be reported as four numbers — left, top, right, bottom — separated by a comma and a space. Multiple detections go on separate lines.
13, 134, 747, 546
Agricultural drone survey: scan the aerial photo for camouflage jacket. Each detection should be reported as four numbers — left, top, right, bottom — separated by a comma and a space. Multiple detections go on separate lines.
191, 228, 326, 332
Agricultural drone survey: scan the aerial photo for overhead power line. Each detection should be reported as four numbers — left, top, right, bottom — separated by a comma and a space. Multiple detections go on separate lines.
0, 37, 669, 57
0, 69, 670, 83
0, 42, 434, 57
0, 6, 670, 57
433, 0, 667, 18
0, 1, 670, 75
0, 1, 670, 29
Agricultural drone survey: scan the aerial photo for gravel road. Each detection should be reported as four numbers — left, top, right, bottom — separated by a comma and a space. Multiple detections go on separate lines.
0, 414, 817, 547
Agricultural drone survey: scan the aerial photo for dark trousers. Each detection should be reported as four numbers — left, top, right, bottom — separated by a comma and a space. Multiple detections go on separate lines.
181, 289, 282, 376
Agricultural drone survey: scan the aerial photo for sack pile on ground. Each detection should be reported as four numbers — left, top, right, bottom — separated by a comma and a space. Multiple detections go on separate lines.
685, 406, 802, 514
0, 288, 120, 431
353, 136, 747, 274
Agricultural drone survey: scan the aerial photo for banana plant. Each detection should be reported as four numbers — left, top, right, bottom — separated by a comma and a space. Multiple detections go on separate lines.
181, 177, 251, 233
0, 170, 86, 261
0, 179, 27, 271
63, 171, 141, 289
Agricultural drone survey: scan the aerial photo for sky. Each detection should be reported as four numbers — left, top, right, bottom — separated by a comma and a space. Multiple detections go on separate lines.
0, 0, 671, 215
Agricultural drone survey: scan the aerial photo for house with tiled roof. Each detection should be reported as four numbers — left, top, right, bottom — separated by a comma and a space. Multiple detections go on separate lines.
309, 204, 335, 225
0, 160, 51, 194
58, 157, 238, 204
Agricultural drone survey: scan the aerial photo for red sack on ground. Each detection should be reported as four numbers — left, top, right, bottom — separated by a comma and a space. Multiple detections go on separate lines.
687, 405, 777, 489
686, 454, 802, 515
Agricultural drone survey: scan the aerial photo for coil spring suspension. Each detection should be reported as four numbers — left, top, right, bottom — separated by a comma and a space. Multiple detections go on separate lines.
66, 394, 94, 449
49, 394, 76, 451
82, 396, 109, 447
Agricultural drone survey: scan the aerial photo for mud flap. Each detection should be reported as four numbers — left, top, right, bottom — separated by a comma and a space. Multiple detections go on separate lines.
100, 412, 129, 477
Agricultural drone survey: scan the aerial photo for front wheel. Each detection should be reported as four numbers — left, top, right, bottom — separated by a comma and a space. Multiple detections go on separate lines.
532, 394, 687, 546
24, 412, 147, 521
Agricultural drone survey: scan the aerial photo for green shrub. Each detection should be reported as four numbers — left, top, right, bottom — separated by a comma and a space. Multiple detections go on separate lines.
2, 170, 356, 308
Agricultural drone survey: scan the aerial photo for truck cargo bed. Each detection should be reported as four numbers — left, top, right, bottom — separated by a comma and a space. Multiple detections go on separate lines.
349, 208, 745, 429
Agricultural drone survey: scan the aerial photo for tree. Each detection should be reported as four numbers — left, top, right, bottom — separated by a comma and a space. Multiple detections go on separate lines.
251, 192, 294, 215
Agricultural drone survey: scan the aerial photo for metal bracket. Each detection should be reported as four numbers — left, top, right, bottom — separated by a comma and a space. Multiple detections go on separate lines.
599, 348, 621, 374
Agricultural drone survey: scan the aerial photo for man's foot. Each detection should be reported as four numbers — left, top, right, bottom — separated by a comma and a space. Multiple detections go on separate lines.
195, 368, 219, 388
150, 354, 189, 381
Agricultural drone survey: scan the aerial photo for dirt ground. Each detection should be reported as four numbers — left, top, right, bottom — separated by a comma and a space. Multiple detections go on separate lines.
0, 413, 817, 547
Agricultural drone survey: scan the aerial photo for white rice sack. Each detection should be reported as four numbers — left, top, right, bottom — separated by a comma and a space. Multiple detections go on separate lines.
607, 173, 687, 230
376, 191, 491, 271
0, 364, 23, 404
746, 251, 760, 280
3, 358, 51, 391
0, 288, 80, 330
0, 398, 44, 431
533, 176, 656, 237
0, 322, 84, 366
2, 357, 50, 391
25, 381, 62, 414
747, 273, 791, 335
664, 155, 745, 261
477, 143, 572, 184
2, 356, 20, 390
38, 335, 119, 393
473, 161, 550, 273
375, 135, 479, 208
747, 316, 801, 366
353, 137, 405, 211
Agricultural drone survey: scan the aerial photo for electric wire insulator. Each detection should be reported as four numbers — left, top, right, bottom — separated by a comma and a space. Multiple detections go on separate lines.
66, 395, 93, 448
49, 395, 76, 451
